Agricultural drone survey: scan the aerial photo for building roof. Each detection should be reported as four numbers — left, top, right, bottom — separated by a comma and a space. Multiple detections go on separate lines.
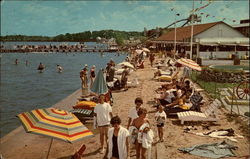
154, 21, 223, 41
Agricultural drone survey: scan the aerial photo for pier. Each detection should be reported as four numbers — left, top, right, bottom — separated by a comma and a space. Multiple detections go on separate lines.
0, 44, 120, 53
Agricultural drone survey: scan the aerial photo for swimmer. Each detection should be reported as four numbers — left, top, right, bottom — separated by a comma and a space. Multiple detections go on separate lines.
37, 62, 45, 73
15, 59, 18, 65
57, 64, 63, 73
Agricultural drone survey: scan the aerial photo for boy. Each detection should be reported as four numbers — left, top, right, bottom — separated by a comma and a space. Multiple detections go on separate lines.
155, 105, 166, 142
94, 94, 113, 153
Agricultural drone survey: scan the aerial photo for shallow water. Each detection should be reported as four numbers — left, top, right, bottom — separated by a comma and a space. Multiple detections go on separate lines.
0, 52, 126, 137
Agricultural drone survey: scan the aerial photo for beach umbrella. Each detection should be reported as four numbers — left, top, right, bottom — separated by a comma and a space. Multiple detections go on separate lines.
17, 108, 94, 143
117, 61, 134, 69
142, 48, 150, 52
90, 69, 108, 95
17, 108, 94, 158
176, 58, 202, 71
135, 49, 143, 54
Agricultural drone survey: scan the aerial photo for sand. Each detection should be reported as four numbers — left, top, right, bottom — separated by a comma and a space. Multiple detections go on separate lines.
0, 57, 249, 159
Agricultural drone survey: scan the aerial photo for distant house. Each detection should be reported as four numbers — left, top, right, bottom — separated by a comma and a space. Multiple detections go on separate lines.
151, 21, 249, 59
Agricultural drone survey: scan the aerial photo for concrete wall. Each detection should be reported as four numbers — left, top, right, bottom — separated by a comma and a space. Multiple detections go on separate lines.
199, 51, 249, 59
201, 59, 233, 66
195, 23, 246, 39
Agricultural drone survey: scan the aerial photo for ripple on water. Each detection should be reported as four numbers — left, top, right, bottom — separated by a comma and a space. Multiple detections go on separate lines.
1, 52, 127, 137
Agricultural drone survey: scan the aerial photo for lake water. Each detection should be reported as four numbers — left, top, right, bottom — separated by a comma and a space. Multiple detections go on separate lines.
0, 51, 127, 137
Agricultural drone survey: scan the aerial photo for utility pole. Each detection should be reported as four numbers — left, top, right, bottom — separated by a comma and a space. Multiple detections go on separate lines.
190, 0, 194, 59
174, 15, 177, 53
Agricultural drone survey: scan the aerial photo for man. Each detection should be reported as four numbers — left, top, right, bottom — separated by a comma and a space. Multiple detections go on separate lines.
94, 94, 113, 154
121, 66, 129, 90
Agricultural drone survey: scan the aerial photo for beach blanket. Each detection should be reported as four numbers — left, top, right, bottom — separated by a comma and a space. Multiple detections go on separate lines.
189, 129, 244, 142
179, 141, 237, 158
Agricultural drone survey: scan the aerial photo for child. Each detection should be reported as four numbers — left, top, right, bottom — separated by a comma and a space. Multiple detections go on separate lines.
155, 105, 167, 142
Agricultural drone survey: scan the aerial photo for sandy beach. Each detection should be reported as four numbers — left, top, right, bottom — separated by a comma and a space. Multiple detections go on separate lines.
1, 57, 249, 159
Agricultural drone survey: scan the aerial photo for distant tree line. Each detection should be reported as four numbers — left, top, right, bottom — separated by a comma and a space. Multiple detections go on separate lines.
0, 30, 144, 46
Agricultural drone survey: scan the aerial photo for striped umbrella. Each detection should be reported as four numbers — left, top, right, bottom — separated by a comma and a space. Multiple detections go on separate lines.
176, 58, 202, 71
17, 108, 94, 143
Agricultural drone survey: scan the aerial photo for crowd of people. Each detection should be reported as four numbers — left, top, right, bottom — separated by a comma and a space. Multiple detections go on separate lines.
88, 48, 205, 159
94, 95, 155, 159
14, 59, 64, 73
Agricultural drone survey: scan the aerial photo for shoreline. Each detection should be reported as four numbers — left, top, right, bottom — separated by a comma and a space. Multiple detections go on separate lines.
1, 58, 249, 159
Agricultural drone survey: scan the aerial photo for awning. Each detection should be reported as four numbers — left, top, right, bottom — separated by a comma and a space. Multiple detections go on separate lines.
197, 37, 249, 46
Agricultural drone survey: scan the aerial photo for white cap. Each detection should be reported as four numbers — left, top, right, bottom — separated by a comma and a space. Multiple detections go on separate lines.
85, 64, 88, 67
92, 65, 96, 68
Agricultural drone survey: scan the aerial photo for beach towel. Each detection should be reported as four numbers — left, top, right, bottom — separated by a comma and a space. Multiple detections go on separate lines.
129, 126, 138, 144
189, 129, 244, 142
137, 123, 154, 149
179, 141, 237, 158
107, 126, 130, 159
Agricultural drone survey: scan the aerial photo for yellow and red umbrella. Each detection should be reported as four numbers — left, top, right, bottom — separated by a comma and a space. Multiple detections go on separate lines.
17, 108, 94, 143
176, 58, 202, 71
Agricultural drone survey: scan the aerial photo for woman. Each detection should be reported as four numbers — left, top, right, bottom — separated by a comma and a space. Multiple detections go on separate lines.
89, 65, 96, 87
80, 67, 88, 88
131, 108, 153, 159
105, 116, 130, 159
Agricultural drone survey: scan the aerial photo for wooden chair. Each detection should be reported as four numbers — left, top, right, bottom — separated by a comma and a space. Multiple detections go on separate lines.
72, 144, 86, 159
177, 99, 221, 125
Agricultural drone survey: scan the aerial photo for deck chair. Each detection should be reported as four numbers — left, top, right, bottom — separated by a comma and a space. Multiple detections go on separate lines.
177, 99, 221, 125
72, 144, 86, 159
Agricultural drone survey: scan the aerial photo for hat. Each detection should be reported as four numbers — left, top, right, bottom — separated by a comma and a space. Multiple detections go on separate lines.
84, 64, 88, 67
92, 65, 96, 68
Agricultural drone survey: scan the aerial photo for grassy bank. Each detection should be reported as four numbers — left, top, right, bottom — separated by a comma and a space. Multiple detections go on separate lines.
190, 72, 238, 99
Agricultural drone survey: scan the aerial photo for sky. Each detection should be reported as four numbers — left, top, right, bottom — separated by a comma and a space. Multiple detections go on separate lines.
1, 0, 249, 36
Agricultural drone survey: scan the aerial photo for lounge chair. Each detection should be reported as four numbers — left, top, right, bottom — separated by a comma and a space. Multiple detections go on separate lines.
157, 71, 178, 82
177, 99, 221, 124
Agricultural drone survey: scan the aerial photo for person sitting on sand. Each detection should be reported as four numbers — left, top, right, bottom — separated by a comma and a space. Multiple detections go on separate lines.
94, 94, 113, 154
155, 105, 167, 142
131, 107, 153, 159
127, 97, 143, 129
137, 59, 144, 69
155, 87, 175, 107
105, 116, 130, 159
